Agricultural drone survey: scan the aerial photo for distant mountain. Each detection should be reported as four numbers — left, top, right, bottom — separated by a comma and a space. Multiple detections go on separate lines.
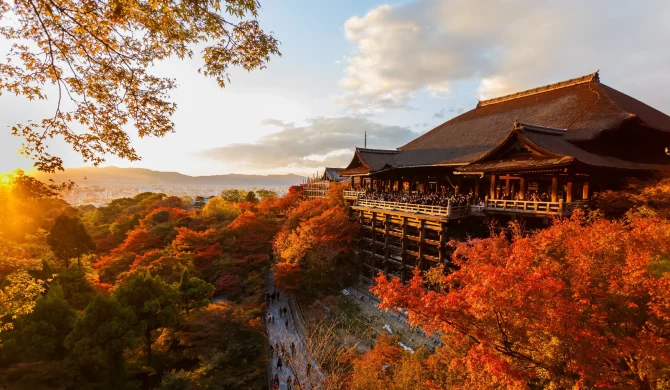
33, 166, 306, 188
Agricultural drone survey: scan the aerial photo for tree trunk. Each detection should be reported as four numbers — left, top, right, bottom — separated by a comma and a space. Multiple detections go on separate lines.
145, 328, 152, 365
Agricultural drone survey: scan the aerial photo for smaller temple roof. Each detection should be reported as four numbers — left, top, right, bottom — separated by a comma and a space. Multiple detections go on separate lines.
457, 121, 669, 173
322, 167, 346, 181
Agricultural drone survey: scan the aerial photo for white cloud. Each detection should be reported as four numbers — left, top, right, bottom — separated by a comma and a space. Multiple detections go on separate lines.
202, 117, 419, 171
340, 0, 670, 112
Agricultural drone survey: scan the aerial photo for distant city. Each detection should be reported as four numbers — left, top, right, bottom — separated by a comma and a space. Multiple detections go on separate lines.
33, 166, 306, 206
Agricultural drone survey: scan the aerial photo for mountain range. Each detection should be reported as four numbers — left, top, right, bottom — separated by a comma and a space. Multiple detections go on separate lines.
33, 167, 306, 188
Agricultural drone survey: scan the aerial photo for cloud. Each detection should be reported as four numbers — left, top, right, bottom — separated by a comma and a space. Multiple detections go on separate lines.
202, 117, 419, 171
433, 108, 446, 119
340, 0, 670, 112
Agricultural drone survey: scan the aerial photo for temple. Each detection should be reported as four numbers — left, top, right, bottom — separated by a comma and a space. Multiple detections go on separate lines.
333, 72, 670, 283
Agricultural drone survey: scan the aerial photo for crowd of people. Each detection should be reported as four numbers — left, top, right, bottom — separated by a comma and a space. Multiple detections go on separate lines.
362, 190, 483, 207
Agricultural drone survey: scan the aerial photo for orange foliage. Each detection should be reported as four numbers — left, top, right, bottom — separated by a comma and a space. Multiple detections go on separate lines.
372, 211, 670, 389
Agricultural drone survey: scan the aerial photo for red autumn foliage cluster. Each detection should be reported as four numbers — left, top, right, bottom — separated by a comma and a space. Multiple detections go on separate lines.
371, 210, 670, 389
273, 182, 359, 296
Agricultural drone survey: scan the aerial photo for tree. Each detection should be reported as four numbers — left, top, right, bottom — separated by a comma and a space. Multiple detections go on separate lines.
255, 189, 277, 199
177, 269, 214, 314
65, 294, 136, 387
200, 197, 240, 221
54, 267, 97, 310
47, 214, 96, 268
371, 212, 670, 389
245, 191, 258, 204
1, 285, 76, 363
2, 0, 280, 173
220, 189, 248, 203
114, 272, 180, 365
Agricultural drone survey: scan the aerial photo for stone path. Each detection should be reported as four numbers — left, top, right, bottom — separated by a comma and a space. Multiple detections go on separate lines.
266, 277, 321, 390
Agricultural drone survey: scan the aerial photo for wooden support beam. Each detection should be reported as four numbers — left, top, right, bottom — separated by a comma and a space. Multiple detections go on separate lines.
583, 181, 589, 200
551, 177, 558, 203
438, 223, 447, 263
519, 178, 526, 200
401, 217, 408, 283
505, 177, 511, 196
490, 175, 496, 200
418, 220, 426, 271
384, 215, 390, 275
566, 181, 573, 203
371, 212, 376, 276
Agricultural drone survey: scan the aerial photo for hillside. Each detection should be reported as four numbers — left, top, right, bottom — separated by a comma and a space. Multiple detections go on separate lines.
33, 166, 306, 188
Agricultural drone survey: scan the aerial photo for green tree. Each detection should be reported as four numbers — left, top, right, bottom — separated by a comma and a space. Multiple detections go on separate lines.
114, 272, 180, 365
54, 267, 96, 310
177, 269, 215, 314
1, 285, 76, 363
200, 197, 240, 221
255, 189, 277, 199
220, 189, 248, 203
46, 215, 96, 269
245, 191, 259, 204
65, 294, 136, 387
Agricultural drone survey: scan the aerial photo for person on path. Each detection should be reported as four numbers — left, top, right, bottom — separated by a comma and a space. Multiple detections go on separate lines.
286, 376, 293, 390
284, 307, 288, 316
277, 357, 283, 371
271, 315, 275, 324
273, 374, 279, 386
269, 344, 274, 357
306, 363, 312, 377
291, 342, 296, 356
285, 319, 289, 328
276, 291, 281, 300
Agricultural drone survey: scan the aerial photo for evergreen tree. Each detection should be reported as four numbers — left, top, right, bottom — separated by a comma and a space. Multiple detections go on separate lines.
114, 272, 180, 365
1, 285, 76, 363
177, 269, 215, 314
46, 215, 96, 269
65, 294, 135, 387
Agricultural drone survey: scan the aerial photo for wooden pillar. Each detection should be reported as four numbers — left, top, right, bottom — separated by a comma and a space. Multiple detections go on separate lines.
519, 178, 526, 200
551, 177, 558, 202
583, 181, 589, 200
384, 215, 390, 275
400, 217, 408, 283
371, 212, 377, 276
505, 177, 511, 197
566, 181, 573, 203
418, 220, 425, 271
438, 223, 447, 263
490, 175, 496, 200
474, 178, 480, 198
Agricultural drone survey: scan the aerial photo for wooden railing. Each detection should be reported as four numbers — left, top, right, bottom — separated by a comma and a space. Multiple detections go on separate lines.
484, 199, 587, 215
354, 198, 469, 219
344, 190, 366, 199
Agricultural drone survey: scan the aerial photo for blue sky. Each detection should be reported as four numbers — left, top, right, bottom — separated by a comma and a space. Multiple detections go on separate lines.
2, 0, 670, 176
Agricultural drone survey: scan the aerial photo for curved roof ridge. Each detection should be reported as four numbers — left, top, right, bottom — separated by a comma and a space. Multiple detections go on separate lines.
514, 121, 567, 136
355, 147, 400, 154
477, 71, 600, 107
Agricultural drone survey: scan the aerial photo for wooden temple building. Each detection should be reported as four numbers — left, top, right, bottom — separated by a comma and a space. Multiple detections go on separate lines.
333, 72, 670, 283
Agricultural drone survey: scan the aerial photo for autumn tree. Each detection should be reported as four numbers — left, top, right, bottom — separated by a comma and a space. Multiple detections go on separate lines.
47, 214, 96, 268
114, 272, 180, 365
2, 0, 279, 173
65, 294, 136, 387
371, 211, 670, 389
177, 269, 214, 314
273, 194, 358, 296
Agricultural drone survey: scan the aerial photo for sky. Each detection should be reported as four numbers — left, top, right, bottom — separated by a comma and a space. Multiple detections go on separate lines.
2, 0, 670, 176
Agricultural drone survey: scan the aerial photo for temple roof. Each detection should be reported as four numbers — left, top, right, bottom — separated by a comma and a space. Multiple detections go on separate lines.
339, 72, 670, 176
400, 72, 670, 164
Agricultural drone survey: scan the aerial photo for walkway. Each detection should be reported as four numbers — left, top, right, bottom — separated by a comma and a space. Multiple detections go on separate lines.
266, 276, 321, 390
